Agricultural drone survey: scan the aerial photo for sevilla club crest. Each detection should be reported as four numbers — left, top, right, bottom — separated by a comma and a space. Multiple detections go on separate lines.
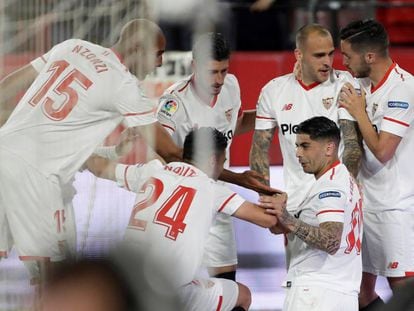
322, 97, 334, 110
225, 108, 233, 123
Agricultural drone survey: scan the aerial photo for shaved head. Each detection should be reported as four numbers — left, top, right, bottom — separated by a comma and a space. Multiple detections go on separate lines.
296, 24, 332, 51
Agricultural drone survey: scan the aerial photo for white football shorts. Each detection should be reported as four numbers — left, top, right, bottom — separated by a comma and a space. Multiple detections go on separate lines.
179, 277, 238, 311
202, 213, 237, 267
362, 210, 408, 277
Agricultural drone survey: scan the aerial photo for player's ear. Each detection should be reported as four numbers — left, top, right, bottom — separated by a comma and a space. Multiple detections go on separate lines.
364, 52, 376, 64
325, 141, 336, 157
294, 48, 302, 62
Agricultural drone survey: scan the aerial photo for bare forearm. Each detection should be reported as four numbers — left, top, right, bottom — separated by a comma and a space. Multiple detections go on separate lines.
339, 119, 363, 178
281, 212, 343, 255
249, 129, 275, 186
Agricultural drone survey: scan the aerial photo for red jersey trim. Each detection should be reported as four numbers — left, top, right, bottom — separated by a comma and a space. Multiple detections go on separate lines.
178, 78, 192, 92
124, 165, 131, 191
237, 108, 244, 119
161, 123, 175, 132
371, 62, 396, 93
218, 193, 237, 212
256, 115, 275, 120
316, 209, 345, 216
123, 108, 156, 117
216, 295, 223, 311
320, 160, 341, 179
383, 116, 410, 127
297, 79, 321, 91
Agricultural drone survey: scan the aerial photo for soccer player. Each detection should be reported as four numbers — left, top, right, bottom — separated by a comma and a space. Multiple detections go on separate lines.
0, 19, 181, 282
86, 127, 282, 311
157, 32, 268, 281
338, 19, 414, 310
249, 24, 362, 265
264, 116, 362, 311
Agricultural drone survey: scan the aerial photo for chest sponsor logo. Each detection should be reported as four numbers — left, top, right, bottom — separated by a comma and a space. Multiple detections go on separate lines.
225, 108, 234, 123
388, 101, 409, 109
318, 191, 341, 199
282, 103, 293, 111
322, 97, 334, 110
280, 123, 299, 135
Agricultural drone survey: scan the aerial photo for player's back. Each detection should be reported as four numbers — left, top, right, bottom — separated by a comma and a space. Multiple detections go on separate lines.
123, 161, 242, 288
0, 39, 152, 184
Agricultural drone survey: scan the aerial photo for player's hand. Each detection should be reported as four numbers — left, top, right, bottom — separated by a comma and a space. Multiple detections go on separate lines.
115, 128, 141, 157
258, 192, 287, 215
338, 83, 366, 120
240, 170, 283, 195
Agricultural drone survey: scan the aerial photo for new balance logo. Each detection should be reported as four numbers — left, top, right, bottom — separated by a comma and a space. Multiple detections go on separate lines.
293, 210, 303, 219
282, 103, 293, 111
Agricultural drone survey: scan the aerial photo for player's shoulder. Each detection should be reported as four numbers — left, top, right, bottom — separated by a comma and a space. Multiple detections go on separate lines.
224, 73, 240, 88
262, 73, 295, 92
164, 76, 192, 96
320, 163, 351, 188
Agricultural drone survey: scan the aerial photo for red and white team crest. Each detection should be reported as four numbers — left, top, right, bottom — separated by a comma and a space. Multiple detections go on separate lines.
225, 108, 233, 123
322, 97, 334, 110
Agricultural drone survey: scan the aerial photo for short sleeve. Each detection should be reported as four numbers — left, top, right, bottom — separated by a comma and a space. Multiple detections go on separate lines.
115, 159, 163, 192
315, 190, 347, 223
255, 83, 277, 130
212, 183, 246, 216
116, 81, 158, 128
381, 81, 414, 137
30, 40, 70, 73
157, 93, 183, 135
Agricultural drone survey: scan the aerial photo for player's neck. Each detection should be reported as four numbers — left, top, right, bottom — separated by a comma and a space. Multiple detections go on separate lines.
315, 157, 340, 180
370, 58, 394, 89
192, 78, 215, 105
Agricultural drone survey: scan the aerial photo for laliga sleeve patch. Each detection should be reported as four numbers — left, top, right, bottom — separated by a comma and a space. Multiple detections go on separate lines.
318, 191, 341, 200
159, 95, 179, 118
388, 101, 409, 109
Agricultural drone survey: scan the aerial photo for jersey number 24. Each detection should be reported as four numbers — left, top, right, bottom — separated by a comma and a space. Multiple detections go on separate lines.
128, 177, 196, 241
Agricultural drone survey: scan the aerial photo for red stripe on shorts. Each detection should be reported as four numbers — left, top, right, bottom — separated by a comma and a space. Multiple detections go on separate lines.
216, 295, 223, 311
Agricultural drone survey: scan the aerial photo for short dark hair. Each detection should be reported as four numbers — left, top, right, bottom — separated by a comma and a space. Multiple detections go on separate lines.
339, 19, 389, 57
183, 127, 227, 163
297, 116, 340, 146
192, 32, 230, 63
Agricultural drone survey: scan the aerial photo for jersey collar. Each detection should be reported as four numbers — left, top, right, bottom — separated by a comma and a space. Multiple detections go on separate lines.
297, 79, 321, 91
318, 160, 341, 180
371, 62, 396, 93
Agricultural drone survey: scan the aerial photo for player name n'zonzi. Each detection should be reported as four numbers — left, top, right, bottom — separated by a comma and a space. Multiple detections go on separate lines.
72, 45, 109, 73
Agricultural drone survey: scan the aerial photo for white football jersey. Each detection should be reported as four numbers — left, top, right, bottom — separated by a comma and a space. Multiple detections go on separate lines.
285, 162, 362, 295
117, 161, 245, 288
157, 74, 242, 167
255, 70, 355, 211
358, 63, 414, 212
0, 39, 157, 184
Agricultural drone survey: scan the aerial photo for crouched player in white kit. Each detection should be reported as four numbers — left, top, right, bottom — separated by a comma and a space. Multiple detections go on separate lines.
86, 128, 282, 311
264, 117, 362, 311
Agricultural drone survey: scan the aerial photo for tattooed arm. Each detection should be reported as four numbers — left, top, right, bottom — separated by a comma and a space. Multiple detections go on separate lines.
339, 119, 363, 179
261, 195, 344, 255
249, 127, 276, 187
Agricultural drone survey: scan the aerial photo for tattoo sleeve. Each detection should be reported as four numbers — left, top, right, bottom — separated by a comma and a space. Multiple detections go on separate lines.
249, 128, 276, 186
339, 119, 363, 179
292, 220, 344, 255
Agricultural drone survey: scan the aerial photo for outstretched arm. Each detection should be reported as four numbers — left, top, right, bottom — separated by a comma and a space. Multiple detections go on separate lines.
339, 119, 363, 178
249, 128, 276, 187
